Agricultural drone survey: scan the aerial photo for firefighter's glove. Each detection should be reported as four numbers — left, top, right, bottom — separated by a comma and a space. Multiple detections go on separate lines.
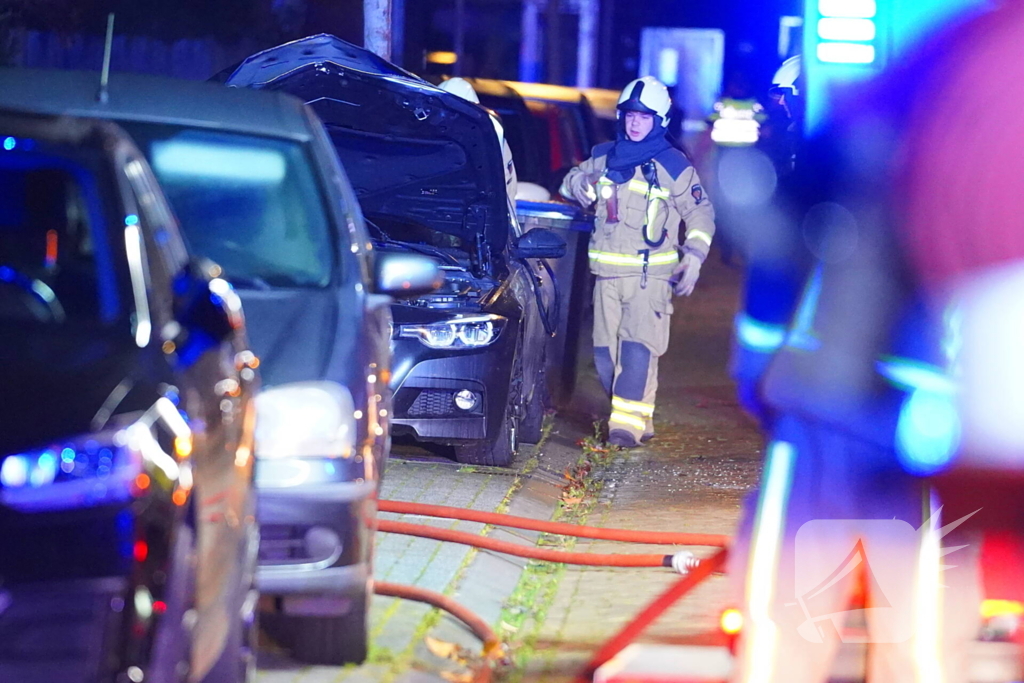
565, 174, 596, 208
672, 253, 702, 297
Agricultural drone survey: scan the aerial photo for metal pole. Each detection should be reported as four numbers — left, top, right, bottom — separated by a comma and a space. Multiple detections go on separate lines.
454, 0, 465, 75
546, 0, 562, 84
364, 0, 392, 61
519, 0, 542, 82
576, 0, 597, 88
392, 0, 405, 67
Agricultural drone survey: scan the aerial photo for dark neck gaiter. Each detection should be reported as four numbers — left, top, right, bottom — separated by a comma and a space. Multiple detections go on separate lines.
605, 120, 672, 184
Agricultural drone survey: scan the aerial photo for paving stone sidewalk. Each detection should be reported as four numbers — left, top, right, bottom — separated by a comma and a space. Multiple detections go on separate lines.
521, 256, 763, 682
257, 429, 585, 683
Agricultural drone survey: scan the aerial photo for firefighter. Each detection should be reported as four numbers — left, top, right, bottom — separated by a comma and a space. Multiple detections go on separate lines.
709, 70, 768, 148
438, 77, 518, 204
560, 76, 716, 448
727, 28, 991, 683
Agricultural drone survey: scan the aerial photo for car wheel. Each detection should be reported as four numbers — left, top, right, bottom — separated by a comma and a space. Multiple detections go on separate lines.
454, 346, 522, 467
263, 592, 369, 665
520, 369, 547, 444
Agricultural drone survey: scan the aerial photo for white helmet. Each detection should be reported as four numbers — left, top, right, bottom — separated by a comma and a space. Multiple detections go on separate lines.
617, 76, 671, 127
771, 55, 801, 97
439, 77, 481, 105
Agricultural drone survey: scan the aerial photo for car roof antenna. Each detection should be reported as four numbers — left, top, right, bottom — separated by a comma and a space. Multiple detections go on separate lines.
97, 13, 115, 104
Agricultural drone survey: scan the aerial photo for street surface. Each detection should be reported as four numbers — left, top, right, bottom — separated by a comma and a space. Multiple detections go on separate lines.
257, 254, 764, 682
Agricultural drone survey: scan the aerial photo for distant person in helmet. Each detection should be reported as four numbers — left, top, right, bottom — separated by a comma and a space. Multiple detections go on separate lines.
761, 55, 802, 177
561, 76, 717, 448
439, 77, 518, 204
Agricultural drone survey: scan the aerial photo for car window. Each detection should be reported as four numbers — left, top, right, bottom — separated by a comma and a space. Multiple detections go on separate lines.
125, 123, 334, 289
0, 153, 119, 324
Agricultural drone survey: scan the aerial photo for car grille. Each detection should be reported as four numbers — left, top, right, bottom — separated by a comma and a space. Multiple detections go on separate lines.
407, 389, 459, 418
259, 524, 342, 567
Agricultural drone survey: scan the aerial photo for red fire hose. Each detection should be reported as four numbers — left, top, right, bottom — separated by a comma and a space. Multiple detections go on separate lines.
576, 547, 730, 683
378, 499, 730, 547
378, 518, 677, 567
375, 581, 500, 683
374, 581, 502, 656
376, 500, 732, 682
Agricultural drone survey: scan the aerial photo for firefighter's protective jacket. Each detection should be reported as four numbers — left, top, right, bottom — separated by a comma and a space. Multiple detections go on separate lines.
561, 143, 716, 278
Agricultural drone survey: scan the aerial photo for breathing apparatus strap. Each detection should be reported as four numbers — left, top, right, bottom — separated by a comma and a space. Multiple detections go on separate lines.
640, 160, 668, 249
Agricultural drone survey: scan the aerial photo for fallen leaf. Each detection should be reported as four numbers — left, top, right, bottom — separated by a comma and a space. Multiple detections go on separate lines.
425, 636, 462, 661
561, 496, 583, 506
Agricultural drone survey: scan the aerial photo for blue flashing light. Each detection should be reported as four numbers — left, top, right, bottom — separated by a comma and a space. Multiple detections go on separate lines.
2, 137, 15, 151
30, 452, 57, 487
818, 17, 877, 41
817, 42, 877, 64
895, 389, 961, 476
125, 214, 139, 227
1, 456, 30, 487
735, 314, 787, 353
819, 0, 877, 18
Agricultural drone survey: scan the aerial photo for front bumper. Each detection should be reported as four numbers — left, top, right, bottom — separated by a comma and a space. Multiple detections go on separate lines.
390, 342, 513, 445
0, 577, 127, 683
256, 480, 376, 599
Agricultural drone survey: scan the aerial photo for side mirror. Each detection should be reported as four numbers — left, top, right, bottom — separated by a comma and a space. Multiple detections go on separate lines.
174, 258, 244, 346
374, 252, 444, 299
511, 228, 566, 260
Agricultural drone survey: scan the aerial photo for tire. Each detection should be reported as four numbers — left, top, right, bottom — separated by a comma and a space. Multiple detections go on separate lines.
454, 345, 523, 467
262, 593, 369, 665
520, 370, 547, 444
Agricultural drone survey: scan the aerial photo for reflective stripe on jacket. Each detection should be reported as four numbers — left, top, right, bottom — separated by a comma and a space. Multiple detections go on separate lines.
561, 145, 717, 278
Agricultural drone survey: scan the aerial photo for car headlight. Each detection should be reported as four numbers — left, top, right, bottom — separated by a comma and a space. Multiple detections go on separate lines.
398, 314, 506, 349
254, 382, 357, 460
0, 427, 147, 512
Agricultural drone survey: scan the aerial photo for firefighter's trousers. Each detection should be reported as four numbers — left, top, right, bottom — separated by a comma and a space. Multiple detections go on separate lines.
593, 275, 674, 441
730, 415, 982, 683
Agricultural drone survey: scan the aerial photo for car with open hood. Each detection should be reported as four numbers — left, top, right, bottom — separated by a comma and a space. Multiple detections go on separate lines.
220, 35, 567, 467
0, 67, 441, 665
0, 108, 257, 682
426, 76, 596, 407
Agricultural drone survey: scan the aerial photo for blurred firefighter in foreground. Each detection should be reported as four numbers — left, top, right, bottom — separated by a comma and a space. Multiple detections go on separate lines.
901, 0, 1024, 665
561, 77, 716, 448
719, 4, 1024, 677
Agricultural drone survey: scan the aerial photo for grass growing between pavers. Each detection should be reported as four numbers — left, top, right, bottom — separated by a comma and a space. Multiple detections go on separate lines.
365, 420, 554, 682
496, 424, 620, 682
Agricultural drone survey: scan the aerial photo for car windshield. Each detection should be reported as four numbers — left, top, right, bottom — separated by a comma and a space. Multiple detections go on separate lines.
0, 147, 120, 325
124, 123, 333, 288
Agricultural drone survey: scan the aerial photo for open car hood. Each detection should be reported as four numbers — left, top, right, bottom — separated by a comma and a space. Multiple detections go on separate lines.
222, 35, 509, 262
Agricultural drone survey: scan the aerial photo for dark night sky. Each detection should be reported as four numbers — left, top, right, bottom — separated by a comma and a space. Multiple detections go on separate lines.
0, 0, 801, 89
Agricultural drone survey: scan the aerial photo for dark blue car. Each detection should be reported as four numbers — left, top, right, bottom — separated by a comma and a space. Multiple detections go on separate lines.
0, 68, 440, 665
0, 109, 258, 682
